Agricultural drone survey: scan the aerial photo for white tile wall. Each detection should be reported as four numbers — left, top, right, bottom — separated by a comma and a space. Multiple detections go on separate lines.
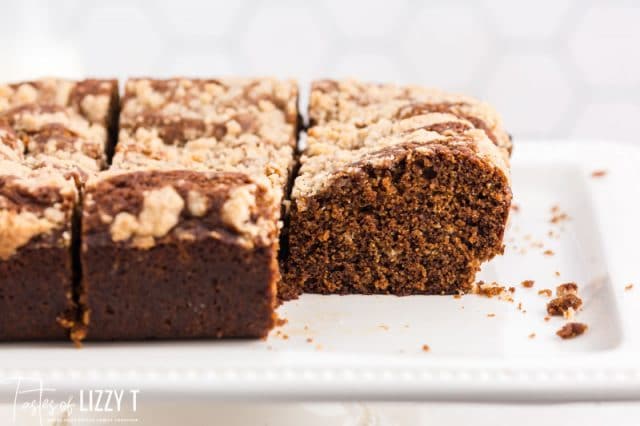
1, 0, 639, 143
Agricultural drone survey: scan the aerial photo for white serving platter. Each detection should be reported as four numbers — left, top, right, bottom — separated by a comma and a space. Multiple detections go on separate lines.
1, 141, 639, 404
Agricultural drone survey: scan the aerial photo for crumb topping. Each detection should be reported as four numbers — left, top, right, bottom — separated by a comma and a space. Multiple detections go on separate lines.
103, 78, 297, 250
187, 190, 208, 217
309, 79, 511, 155
120, 78, 298, 149
80, 94, 111, 124
219, 182, 277, 247
293, 79, 510, 201
112, 127, 293, 192
0, 209, 62, 260
109, 186, 184, 249
0, 163, 77, 259
0, 79, 116, 258
0, 78, 117, 172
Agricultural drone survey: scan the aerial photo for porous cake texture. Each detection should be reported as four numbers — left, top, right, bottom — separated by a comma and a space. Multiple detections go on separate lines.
282, 80, 512, 299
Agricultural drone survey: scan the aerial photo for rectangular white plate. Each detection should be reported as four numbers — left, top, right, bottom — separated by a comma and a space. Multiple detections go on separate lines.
1, 141, 639, 403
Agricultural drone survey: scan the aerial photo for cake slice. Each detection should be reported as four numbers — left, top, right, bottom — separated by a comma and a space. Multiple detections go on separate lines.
0, 154, 78, 340
282, 80, 512, 299
82, 169, 280, 339
0, 78, 118, 341
80, 78, 298, 340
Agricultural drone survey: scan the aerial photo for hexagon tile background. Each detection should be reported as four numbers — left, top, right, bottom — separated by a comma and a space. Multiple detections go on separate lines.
0, 0, 639, 143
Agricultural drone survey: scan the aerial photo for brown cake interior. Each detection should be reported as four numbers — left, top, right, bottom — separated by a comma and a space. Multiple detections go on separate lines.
284, 142, 511, 297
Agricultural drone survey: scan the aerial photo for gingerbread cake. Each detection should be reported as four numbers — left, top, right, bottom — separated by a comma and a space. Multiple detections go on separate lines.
80, 78, 298, 340
282, 80, 512, 299
0, 79, 118, 340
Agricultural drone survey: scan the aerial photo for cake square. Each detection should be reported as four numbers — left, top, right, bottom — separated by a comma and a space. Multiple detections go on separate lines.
0, 157, 78, 340
0, 78, 119, 341
283, 80, 512, 299
80, 78, 298, 340
81, 169, 280, 339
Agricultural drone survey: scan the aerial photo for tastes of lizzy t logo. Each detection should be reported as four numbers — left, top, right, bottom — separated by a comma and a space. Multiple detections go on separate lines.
2, 377, 140, 424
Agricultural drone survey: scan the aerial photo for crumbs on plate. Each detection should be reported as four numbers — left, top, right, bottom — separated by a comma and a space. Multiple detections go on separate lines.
521, 280, 535, 288
557, 322, 588, 339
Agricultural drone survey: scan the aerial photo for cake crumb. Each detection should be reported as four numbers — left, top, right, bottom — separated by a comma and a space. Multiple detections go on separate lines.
282, 334, 289, 340
521, 280, 535, 288
378, 324, 389, 331
544, 316, 551, 322
453, 294, 462, 299
543, 249, 555, 256
474, 281, 505, 297
306, 337, 313, 343
275, 317, 288, 327
625, 283, 634, 291
487, 313, 496, 318
422, 344, 430, 352
510, 204, 520, 213
528, 332, 536, 339
556, 282, 578, 297
563, 307, 576, 320
547, 294, 583, 317
556, 322, 588, 339
315, 344, 323, 351
591, 170, 607, 178
508, 286, 516, 293
554, 271, 561, 277
550, 213, 569, 224
538, 289, 552, 297
549, 205, 570, 224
